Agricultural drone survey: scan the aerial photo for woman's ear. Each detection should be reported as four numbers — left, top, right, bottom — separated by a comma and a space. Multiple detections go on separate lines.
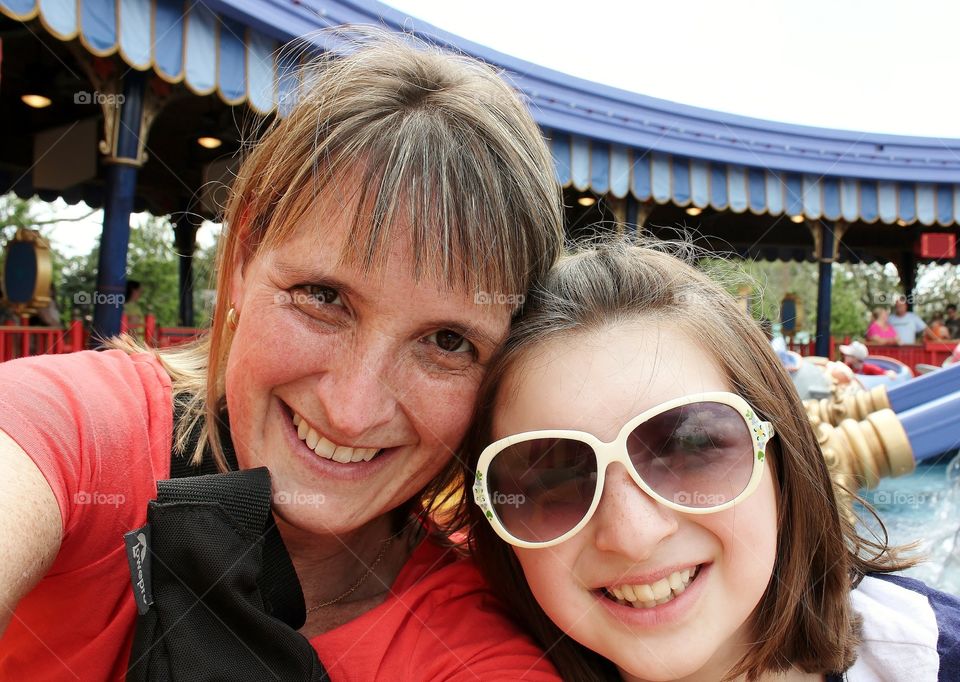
230, 257, 245, 313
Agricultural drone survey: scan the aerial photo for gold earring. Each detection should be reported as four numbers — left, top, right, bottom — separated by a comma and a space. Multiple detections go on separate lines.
226, 305, 239, 331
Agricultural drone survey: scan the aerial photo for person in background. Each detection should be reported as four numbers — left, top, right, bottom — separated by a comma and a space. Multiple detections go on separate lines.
123, 279, 144, 329
888, 296, 927, 345
945, 304, 960, 340
865, 306, 899, 345
838, 341, 895, 377
924, 313, 952, 342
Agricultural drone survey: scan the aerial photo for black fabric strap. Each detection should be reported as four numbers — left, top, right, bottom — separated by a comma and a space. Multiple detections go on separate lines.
126, 398, 326, 681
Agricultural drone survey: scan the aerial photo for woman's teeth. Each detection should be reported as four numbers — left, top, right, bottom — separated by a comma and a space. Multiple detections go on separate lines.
292, 412, 380, 463
606, 566, 699, 609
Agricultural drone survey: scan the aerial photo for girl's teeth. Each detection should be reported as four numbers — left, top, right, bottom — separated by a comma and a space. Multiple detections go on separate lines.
635, 583, 655, 601
306, 428, 320, 450
650, 578, 671, 600
606, 566, 699, 609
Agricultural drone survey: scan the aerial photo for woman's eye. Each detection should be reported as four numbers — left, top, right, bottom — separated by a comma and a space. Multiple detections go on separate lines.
297, 285, 343, 307
426, 330, 474, 354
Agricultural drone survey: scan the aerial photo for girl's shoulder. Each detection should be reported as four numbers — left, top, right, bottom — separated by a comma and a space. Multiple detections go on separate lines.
845, 573, 959, 681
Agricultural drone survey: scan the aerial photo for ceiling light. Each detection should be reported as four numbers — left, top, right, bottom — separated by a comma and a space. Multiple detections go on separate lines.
790, 214, 805, 223
22, 94, 52, 109
896, 219, 908, 227
197, 136, 222, 149
577, 196, 596, 207
685, 206, 702, 216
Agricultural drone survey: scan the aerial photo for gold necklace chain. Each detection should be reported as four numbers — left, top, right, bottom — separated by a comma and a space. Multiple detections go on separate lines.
305, 529, 403, 612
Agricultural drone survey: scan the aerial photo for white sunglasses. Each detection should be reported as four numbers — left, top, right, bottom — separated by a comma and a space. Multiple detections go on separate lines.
473, 392, 774, 548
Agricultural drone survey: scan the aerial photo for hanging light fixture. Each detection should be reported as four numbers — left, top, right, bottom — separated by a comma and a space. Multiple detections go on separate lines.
577, 196, 596, 207
197, 136, 223, 149
22, 94, 52, 109
685, 206, 702, 216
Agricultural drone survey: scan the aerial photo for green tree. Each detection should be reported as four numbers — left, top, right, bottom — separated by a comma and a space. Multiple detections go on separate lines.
191, 229, 220, 328
126, 215, 180, 328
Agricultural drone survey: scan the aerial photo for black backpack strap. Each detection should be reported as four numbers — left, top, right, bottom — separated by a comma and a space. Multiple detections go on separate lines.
125, 400, 328, 681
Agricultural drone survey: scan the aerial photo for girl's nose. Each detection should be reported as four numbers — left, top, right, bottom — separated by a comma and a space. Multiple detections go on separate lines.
590, 463, 679, 560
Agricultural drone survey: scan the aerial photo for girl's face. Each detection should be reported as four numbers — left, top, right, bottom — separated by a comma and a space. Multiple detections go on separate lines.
495, 323, 778, 682
226, 191, 512, 537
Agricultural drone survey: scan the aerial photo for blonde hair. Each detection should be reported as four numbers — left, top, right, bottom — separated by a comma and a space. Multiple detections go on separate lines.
457, 238, 914, 681
117, 29, 564, 471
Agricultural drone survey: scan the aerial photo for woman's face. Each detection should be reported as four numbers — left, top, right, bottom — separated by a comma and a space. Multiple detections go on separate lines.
226, 193, 513, 536
496, 324, 778, 682
876, 308, 889, 324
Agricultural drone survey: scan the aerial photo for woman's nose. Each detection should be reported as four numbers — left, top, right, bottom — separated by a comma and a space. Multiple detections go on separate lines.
590, 463, 678, 560
314, 342, 399, 441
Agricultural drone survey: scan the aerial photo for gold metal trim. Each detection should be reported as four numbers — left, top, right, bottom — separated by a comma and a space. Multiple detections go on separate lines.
803, 384, 891, 426
816, 408, 915, 519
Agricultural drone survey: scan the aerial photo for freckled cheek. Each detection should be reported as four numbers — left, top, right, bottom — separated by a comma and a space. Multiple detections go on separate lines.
515, 548, 586, 630
711, 479, 778, 595
406, 376, 481, 450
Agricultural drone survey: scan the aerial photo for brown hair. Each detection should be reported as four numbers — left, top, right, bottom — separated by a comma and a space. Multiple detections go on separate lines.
116, 28, 564, 476
454, 238, 914, 681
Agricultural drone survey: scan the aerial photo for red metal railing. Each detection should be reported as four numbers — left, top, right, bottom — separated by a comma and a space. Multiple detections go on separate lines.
788, 336, 956, 372
0, 318, 86, 363
0, 314, 204, 363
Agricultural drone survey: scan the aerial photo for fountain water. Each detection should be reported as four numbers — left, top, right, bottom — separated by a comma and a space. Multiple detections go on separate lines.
856, 452, 960, 594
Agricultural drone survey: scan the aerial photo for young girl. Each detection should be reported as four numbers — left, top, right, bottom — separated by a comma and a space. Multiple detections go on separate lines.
460, 241, 960, 681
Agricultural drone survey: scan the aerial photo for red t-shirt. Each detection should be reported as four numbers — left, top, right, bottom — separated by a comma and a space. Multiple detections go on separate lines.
0, 350, 558, 681
858, 362, 888, 376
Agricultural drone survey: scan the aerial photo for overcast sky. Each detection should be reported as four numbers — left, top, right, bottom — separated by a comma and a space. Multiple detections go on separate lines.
385, 0, 960, 138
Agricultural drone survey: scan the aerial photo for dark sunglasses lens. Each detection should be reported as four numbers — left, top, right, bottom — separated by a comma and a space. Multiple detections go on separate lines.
627, 402, 755, 508
487, 438, 598, 543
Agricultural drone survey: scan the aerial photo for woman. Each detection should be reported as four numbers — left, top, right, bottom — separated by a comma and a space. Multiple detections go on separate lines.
866, 306, 899, 345
0, 32, 564, 680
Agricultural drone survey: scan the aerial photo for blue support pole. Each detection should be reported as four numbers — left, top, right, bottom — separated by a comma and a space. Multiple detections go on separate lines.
91, 73, 146, 344
899, 390, 960, 462
814, 223, 835, 358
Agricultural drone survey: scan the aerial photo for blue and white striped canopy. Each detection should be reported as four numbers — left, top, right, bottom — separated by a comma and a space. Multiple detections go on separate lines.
551, 132, 960, 227
6, 0, 960, 229
0, 0, 285, 114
